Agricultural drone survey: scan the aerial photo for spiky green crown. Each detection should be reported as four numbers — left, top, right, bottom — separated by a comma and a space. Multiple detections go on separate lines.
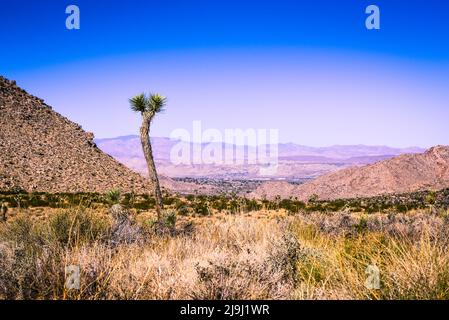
129, 93, 167, 114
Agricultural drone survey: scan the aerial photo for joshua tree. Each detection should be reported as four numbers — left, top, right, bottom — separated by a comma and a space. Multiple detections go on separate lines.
129, 93, 166, 219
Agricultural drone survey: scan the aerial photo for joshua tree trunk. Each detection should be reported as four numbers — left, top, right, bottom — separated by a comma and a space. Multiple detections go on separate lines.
140, 113, 163, 219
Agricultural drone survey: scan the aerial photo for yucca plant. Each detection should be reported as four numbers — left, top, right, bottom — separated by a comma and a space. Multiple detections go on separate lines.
129, 93, 166, 220
106, 189, 121, 205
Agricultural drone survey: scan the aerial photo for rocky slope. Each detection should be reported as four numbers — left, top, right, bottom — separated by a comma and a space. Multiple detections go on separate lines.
250, 146, 449, 200
0, 76, 153, 193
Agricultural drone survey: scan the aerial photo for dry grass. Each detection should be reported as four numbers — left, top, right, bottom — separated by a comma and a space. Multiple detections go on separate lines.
290, 211, 449, 299
0, 208, 299, 300
1, 207, 448, 300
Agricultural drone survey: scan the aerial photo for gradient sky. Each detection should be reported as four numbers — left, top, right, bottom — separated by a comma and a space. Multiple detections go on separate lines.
1, 0, 448, 147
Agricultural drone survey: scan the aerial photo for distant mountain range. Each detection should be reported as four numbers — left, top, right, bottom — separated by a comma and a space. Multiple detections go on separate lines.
95, 135, 425, 181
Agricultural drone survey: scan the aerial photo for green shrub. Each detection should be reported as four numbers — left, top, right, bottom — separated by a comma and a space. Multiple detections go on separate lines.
163, 197, 176, 206
325, 199, 346, 212
133, 200, 155, 210
177, 205, 190, 216
354, 217, 368, 233
396, 204, 409, 213
0, 214, 42, 248
47, 210, 110, 246
194, 202, 210, 216
244, 198, 262, 212
28, 194, 50, 207
425, 191, 437, 206
279, 199, 306, 213
228, 200, 240, 214
163, 210, 177, 229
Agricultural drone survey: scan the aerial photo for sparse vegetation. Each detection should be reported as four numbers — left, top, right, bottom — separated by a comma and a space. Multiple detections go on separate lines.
1, 188, 449, 216
1, 189, 449, 300
1, 203, 449, 300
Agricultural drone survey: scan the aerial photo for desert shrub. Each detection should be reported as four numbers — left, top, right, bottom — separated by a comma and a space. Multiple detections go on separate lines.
121, 192, 136, 207
137, 210, 178, 237
163, 210, 177, 229
8, 194, 27, 209
365, 202, 387, 213
28, 194, 50, 207
325, 199, 347, 212
47, 210, 111, 246
194, 202, 210, 216
163, 197, 176, 206
133, 198, 155, 210
0, 242, 64, 299
244, 198, 262, 212
354, 217, 368, 233
395, 204, 409, 213
211, 197, 229, 211
172, 198, 190, 215
227, 200, 240, 214
0, 214, 43, 249
109, 218, 145, 247
425, 191, 437, 206
378, 236, 449, 299
305, 203, 326, 213
177, 205, 190, 216
0, 215, 65, 299
279, 199, 306, 214
189, 220, 298, 299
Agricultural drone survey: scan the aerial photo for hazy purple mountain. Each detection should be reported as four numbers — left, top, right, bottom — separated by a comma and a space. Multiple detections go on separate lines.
95, 135, 425, 180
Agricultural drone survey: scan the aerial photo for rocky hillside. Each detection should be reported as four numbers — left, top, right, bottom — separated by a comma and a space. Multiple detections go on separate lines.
0, 76, 153, 193
250, 146, 449, 200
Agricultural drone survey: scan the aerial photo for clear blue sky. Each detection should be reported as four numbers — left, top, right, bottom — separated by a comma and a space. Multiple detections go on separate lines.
1, 0, 448, 147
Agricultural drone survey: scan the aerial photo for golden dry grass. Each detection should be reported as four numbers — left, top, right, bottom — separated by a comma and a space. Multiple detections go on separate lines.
1, 207, 448, 300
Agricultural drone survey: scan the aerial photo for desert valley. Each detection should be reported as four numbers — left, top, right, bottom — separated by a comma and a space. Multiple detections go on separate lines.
1, 76, 449, 300
3, 74, 443, 199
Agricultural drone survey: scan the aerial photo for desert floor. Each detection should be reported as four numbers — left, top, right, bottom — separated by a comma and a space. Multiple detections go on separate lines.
1, 205, 449, 300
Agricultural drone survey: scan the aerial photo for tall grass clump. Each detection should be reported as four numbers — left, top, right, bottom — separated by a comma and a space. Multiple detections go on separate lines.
0, 210, 299, 299
0, 209, 111, 299
48, 210, 111, 246
290, 212, 449, 300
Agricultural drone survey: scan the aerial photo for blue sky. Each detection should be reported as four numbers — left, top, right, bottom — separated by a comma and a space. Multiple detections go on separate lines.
1, 0, 448, 147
